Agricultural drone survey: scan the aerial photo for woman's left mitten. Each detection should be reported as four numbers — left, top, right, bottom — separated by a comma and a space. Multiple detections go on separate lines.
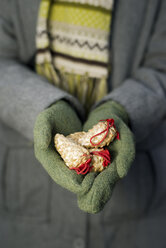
77, 100, 135, 213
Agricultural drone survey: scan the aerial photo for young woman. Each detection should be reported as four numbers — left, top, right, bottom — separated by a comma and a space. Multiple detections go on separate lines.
0, 0, 166, 247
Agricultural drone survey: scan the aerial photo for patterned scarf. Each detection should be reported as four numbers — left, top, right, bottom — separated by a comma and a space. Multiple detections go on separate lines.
35, 0, 113, 111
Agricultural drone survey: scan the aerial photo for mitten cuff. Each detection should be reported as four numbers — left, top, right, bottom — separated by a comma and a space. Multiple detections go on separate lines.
92, 100, 129, 125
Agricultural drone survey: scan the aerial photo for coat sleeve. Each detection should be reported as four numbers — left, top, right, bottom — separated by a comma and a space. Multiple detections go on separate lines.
98, 0, 166, 143
0, 4, 84, 141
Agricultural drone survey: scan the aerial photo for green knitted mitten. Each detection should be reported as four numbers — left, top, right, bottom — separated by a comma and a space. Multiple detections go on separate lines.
77, 100, 135, 213
34, 100, 96, 194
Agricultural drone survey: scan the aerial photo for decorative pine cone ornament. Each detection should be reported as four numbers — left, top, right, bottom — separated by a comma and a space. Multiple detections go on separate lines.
54, 119, 119, 175
89, 148, 111, 172
67, 119, 118, 148
54, 134, 92, 175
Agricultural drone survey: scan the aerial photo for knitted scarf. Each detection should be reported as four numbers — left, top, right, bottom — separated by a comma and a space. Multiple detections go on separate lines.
35, 0, 114, 111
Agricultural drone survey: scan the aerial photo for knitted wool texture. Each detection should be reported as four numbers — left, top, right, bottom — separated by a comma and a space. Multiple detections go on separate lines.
35, 0, 114, 111
34, 100, 96, 194
77, 100, 135, 213
34, 100, 135, 213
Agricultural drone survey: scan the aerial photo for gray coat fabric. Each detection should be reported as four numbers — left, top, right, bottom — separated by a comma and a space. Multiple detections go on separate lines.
0, 0, 166, 247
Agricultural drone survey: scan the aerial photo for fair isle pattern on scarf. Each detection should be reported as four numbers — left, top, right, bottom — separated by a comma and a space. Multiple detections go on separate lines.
35, 0, 113, 111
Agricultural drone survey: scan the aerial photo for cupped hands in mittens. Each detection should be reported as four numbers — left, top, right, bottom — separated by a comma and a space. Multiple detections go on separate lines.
34, 100, 96, 195
77, 100, 135, 214
34, 100, 135, 214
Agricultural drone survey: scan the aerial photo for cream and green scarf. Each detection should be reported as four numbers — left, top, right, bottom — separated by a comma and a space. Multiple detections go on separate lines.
35, 0, 113, 111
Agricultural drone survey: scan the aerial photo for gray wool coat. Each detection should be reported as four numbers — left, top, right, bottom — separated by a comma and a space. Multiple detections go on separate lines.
0, 0, 166, 247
